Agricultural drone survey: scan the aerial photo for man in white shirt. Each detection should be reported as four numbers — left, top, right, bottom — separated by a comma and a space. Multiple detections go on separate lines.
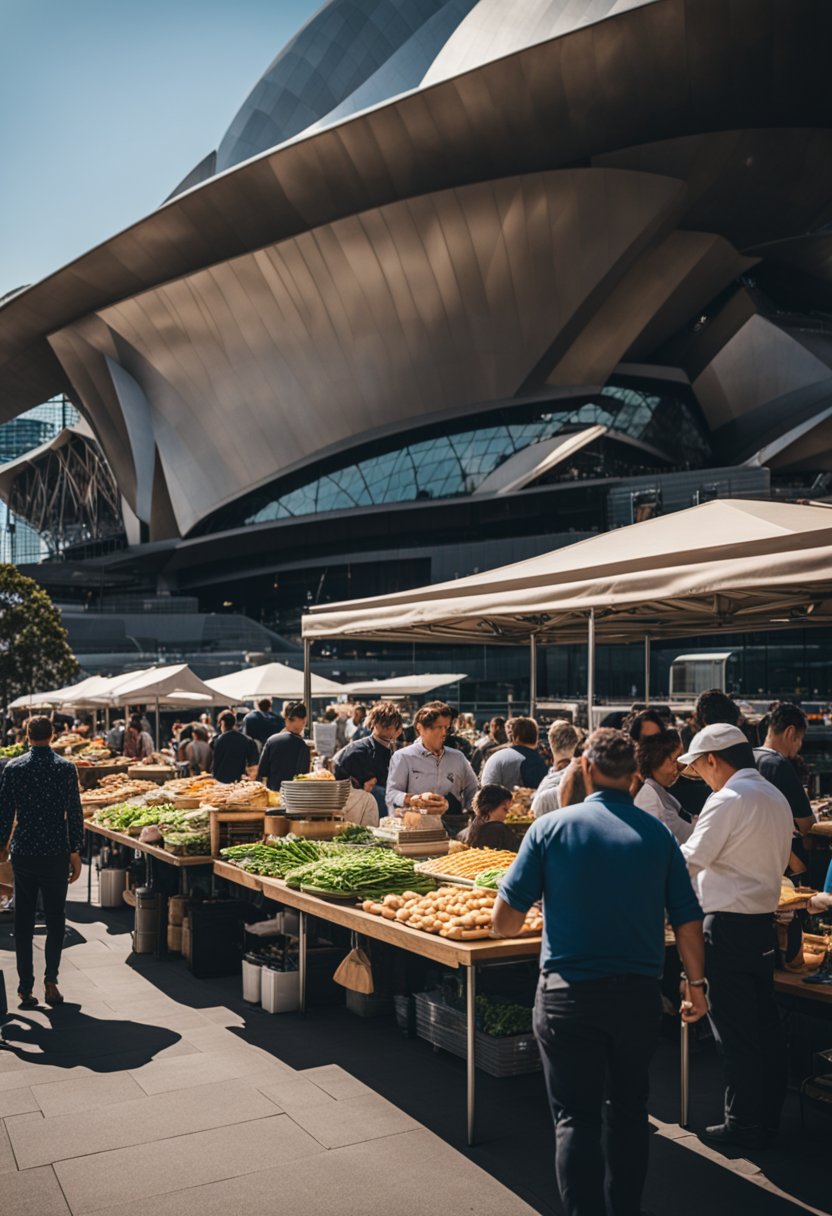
679, 724, 793, 1148
532, 720, 580, 818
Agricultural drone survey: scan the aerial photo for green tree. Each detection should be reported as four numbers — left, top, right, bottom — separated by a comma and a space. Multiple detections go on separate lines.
0, 565, 78, 709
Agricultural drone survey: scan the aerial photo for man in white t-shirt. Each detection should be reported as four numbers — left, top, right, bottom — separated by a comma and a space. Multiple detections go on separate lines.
680, 724, 793, 1148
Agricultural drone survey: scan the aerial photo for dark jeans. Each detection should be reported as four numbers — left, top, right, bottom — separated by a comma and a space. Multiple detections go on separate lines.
534, 974, 663, 1216
12, 854, 69, 992
704, 911, 786, 1133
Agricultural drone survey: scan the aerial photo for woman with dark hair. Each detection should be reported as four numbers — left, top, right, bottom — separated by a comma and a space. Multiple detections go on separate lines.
457, 784, 518, 851
634, 730, 695, 843
123, 714, 153, 761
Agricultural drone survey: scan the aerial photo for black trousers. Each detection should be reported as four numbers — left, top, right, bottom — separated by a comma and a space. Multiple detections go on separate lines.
534, 974, 663, 1216
12, 854, 69, 992
704, 911, 786, 1133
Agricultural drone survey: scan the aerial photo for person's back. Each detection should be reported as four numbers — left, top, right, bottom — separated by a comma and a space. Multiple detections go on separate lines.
0, 716, 84, 1007
494, 728, 704, 1216
482, 716, 547, 789
187, 736, 213, 774
242, 703, 284, 748
457, 817, 518, 852
257, 702, 311, 790
212, 713, 258, 784
515, 792, 695, 979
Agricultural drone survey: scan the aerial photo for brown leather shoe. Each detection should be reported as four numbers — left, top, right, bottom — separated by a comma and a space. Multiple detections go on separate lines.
44, 983, 64, 1007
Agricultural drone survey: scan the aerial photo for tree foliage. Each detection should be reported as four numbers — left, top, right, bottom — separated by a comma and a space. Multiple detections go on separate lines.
0, 565, 78, 708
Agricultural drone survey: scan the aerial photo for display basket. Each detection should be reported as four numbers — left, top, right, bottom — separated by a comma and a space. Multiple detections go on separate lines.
208, 808, 266, 857
413, 991, 541, 1078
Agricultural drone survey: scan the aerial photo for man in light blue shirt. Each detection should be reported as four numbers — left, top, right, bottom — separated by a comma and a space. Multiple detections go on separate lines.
493, 728, 706, 1216
386, 701, 478, 818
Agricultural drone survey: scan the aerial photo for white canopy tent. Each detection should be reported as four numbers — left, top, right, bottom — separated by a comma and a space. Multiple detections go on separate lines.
91, 664, 231, 747
301, 500, 832, 715
205, 661, 345, 704
341, 674, 468, 697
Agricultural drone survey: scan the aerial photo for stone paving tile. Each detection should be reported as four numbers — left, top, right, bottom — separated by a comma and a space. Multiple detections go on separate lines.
300, 1063, 375, 1100
8, 1077, 280, 1168
127, 1052, 241, 1096
53, 1114, 324, 1213
0, 1064, 95, 1093
0, 1087, 39, 1117
79, 1128, 538, 1216
0, 1164, 71, 1215
0, 1118, 17, 1172
286, 1090, 421, 1148
31, 1073, 146, 1118
254, 1072, 337, 1113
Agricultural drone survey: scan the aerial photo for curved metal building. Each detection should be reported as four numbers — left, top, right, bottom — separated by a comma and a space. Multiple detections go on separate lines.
1, 0, 831, 658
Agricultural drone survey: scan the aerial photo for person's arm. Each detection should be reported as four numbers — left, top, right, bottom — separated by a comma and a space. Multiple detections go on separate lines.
461, 757, 479, 811
776, 762, 815, 835
493, 826, 544, 936
296, 736, 310, 776
557, 757, 584, 808
0, 768, 14, 857
675, 920, 708, 1022
256, 739, 271, 783
66, 767, 84, 882
385, 751, 410, 813
680, 793, 733, 874
664, 840, 708, 1021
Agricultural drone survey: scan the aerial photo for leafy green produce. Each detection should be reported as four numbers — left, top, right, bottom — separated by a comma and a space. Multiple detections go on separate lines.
282, 848, 436, 898
475, 995, 533, 1037
93, 803, 177, 831
336, 823, 375, 844
0, 742, 25, 758
162, 831, 210, 855
473, 868, 508, 890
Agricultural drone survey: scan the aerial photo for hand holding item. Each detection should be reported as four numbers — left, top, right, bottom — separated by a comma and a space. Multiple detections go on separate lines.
679, 978, 709, 1023
410, 792, 449, 814
363, 777, 378, 791
808, 892, 832, 914
68, 852, 82, 884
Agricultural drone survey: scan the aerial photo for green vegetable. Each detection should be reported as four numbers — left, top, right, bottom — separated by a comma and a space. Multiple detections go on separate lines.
473, 868, 508, 890
0, 743, 25, 758
93, 803, 178, 831
475, 995, 533, 1037
282, 848, 436, 898
337, 824, 375, 844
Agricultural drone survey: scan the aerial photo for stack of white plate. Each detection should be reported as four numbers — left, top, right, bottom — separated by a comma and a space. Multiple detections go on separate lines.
280, 778, 351, 817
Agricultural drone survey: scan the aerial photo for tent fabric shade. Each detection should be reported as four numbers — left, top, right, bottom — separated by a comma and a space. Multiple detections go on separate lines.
205, 661, 345, 702
92, 665, 228, 707
301, 500, 832, 645
340, 674, 468, 696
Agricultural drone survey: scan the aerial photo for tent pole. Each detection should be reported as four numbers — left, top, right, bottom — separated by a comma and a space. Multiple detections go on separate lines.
303, 637, 312, 738
529, 634, 538, 718
154, 696, 160, 751
587, 608, 596, 732
644, 634, 651, 704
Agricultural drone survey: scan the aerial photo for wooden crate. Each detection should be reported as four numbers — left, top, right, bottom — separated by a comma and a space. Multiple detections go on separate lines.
209, 808, 266, 857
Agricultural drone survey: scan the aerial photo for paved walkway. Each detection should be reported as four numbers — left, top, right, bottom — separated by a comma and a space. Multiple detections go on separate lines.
0, 875, 829, 1216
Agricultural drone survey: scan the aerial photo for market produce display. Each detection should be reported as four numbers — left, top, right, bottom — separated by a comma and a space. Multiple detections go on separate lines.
284, 849, 436, 899
473, 868, 509, 890
149, 776, 272, 809
80, 777, 157, 811
220, 838, 331, 877
91, 803, 211, 855
361, 886, 542, 940
476, 994, 533, 1037
163, 831, 211, 856
506, 788, 534, 823
0, 743, 24, 759
416, 849, 519, 881
92, 802, 177, 833
337, 823, 375, 844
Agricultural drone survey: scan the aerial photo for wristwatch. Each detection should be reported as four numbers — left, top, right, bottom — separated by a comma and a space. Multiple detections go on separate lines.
680, 972, 709, 994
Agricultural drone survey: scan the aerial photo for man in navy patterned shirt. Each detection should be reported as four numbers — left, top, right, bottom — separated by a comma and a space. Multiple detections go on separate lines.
0, 716, 84, 1008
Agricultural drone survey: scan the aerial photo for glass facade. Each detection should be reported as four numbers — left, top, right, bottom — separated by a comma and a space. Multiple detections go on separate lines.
200, 384, 710, 533
0, 396, 80, 565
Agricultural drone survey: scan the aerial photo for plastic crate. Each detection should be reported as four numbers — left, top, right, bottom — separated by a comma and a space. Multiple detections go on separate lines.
414, 991, 541, 1078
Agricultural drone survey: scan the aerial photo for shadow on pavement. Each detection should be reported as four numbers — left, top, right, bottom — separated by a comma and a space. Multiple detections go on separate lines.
0, 1005, 180, 1072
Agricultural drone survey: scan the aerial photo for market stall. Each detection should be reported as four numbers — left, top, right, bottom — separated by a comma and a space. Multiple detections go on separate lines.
301, 499, 832, 716
214, 856, 540, 1144
205, 660, 345, 703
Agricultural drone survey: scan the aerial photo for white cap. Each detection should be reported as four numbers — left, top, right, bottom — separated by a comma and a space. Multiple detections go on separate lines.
677, 723, 748, 767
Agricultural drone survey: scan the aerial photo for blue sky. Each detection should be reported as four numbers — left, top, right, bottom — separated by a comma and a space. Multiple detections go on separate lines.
0, 0, 320, 296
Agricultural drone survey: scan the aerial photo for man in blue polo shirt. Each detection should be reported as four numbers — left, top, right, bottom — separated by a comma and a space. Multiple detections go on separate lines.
494, 728, 707, 1216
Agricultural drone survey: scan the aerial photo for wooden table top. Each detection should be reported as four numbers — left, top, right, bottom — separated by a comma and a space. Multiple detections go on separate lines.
213, 860, 542, 969
85, 821, 213, 868
773, 968, 832, 1005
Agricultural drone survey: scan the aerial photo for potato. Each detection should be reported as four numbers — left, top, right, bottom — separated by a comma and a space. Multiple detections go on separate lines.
383, 894, 404, 910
